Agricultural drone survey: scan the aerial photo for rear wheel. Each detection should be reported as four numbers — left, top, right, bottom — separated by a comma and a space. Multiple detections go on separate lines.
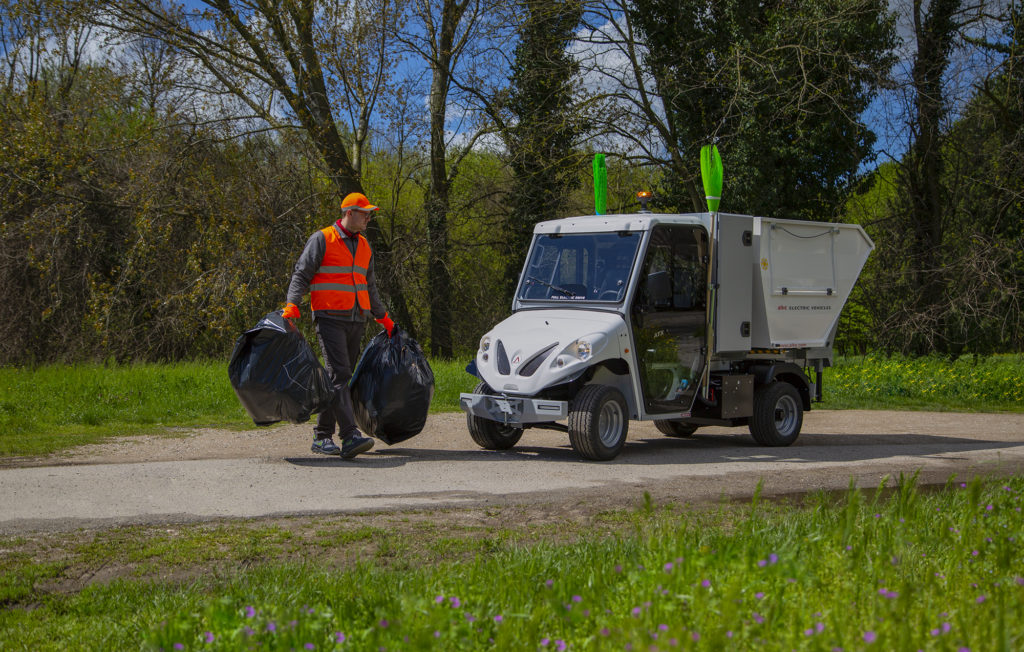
749, 381, 803, 446
467, 381, 524, 450
568, 384, 629, 460
654, 420, 699, 438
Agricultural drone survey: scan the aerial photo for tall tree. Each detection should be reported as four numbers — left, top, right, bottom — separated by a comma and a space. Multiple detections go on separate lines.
626, 0, 895, 219
397, 0, 501, 357
862, 0, 1002, 354
501, 0, 586, 293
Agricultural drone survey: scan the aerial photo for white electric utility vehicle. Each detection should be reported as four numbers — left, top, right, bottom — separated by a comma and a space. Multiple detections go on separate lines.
460, 210, 874, 460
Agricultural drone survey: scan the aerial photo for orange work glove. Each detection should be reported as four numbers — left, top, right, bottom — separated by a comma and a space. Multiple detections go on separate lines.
376, 313, 395, 337
282, 303, 300, 319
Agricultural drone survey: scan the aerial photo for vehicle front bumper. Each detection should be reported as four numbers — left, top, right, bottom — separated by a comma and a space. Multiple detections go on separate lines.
459, 393, 568, 425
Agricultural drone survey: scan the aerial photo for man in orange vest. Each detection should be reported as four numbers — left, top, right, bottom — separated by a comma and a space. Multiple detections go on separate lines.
282, 192, 396, 459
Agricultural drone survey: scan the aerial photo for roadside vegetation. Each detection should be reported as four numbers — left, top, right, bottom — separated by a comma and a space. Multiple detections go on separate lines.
1, 474, 1021, 650
2, 355, 1022, 458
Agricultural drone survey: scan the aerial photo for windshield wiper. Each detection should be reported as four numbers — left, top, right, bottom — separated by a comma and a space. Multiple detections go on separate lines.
527, 276, 576, 297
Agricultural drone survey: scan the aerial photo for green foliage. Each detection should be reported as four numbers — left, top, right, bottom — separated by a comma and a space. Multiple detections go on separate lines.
0, 60, 336, 364
845, 4, 1023, 356
2, 476, 1023, 649
630, 0, 896, 219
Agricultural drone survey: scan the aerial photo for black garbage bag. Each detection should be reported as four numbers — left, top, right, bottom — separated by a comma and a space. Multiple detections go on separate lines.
227, 311, 334, 426
350, 328, 434, 445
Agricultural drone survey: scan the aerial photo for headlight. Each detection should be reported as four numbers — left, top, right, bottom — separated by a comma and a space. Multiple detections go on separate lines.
567, 333, 606, 362
480, 335, 491, 353
574, 339, 593, 361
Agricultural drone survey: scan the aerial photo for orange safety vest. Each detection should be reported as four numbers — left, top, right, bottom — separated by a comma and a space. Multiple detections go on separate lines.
309, 226, 372, 312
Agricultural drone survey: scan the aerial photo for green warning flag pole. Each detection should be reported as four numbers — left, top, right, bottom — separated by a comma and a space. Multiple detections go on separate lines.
593, 153, 607, 215
699, 144, 723, 400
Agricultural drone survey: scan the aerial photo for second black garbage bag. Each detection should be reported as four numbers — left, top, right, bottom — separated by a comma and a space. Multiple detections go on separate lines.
350, 328, 434, 445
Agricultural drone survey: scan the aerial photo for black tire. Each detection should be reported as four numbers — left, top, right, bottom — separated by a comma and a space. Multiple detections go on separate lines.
654, 420, 699, 438
749, 381, 803, 446
467, 381, 524, 450
568, 384, 629, 460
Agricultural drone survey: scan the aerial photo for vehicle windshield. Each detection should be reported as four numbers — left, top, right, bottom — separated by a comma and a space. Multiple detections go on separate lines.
517, 231, 642, 303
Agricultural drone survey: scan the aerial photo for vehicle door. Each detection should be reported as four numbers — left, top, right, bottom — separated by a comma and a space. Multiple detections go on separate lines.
630, 224, 708, 414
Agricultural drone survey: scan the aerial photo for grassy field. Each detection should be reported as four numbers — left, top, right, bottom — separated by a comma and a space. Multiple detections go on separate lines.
1, 354, 1021, 457
0, 474, 1021, 650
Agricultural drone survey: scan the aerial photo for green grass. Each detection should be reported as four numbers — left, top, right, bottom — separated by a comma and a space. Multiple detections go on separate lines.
2, 355, 1021, 457
0, 360, 480, 457
1, 475, 1022, 650
822, 354, 1024, 412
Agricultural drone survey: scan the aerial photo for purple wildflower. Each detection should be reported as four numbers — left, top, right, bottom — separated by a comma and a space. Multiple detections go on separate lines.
931, 628, 940, 636
379, 619, 389, 628
726, 631, 734, 638
266, 622, 276, 633
245, 605, 256, 618
435, 595, 444, 604
545, 579, 554, 588
758, 559, 767, 567
304, 644, 315, 650
977, 595, 987, 603
555, 640, 567, 652
863, 631, 876, 643
540, 637, 550, 646
943, 622, 952, 633
450, 596, 461, 608
755, 592, 765, 600
173, 645, 184, 651
701, 579, 711, 588
753, 612, 764, 624
494, 615, 503, 623
204, 632, 214, 643
600, 628, 610, 637
632, 606, 642, 617
805, 628, 814, 636
572, 595, 582, 603
664, 562, 674, 572
334, 632, 346, 643
658, 624, 668, 631
691, 631, 700, 642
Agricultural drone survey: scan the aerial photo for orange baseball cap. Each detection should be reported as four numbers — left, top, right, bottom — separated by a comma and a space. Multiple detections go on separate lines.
340, 192, 379, 212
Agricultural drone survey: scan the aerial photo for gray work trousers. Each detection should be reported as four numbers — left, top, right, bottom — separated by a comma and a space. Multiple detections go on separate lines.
313, 317, 366, 440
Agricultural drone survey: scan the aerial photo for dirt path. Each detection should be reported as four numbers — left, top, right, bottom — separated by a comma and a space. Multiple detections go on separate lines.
2, 410, 1023, 535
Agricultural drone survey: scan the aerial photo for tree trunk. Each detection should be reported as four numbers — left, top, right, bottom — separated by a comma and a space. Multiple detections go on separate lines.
427, 57, 454, 358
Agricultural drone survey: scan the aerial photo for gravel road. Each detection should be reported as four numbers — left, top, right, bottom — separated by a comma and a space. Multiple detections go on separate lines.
2, 410, 1022, 535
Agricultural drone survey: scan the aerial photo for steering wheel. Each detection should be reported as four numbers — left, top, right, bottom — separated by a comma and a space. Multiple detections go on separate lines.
599, 289, 621, 301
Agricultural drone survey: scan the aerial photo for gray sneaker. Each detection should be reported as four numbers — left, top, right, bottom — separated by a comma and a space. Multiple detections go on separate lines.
340, 434, 374, 459
311, 437, 341, 456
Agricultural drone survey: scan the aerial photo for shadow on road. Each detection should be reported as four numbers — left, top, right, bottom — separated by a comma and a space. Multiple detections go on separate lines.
283, 431, 1023, 469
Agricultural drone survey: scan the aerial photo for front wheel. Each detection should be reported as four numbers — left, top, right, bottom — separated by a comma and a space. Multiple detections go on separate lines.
467, 381, 524, 450
654, 420, 699, 438
568, 384, 629, 460
749, 381, 803, 446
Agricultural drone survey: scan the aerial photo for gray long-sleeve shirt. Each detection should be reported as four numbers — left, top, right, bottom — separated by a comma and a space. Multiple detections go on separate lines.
286, 224, 388, 322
